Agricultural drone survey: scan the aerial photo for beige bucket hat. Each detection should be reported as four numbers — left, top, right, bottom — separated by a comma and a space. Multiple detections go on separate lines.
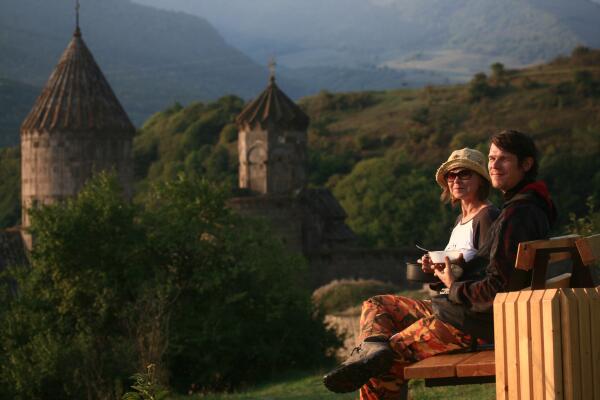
435, 148, 490, 189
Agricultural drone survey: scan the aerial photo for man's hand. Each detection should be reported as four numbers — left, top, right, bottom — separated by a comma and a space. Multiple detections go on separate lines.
433, 256, 456, 288
454, 253, 465, 267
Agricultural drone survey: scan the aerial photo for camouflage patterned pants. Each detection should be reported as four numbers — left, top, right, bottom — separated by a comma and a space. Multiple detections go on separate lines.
358, 295, 474, 400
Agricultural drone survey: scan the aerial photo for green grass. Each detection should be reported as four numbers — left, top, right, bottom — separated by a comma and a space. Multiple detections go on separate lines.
179, 370, 357, 400
174, 288, 495, 399
408, 379, 495, 400
177, 370, 495, 400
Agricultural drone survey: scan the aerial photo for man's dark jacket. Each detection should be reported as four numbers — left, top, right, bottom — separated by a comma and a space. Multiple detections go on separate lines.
432, 179, 556, 342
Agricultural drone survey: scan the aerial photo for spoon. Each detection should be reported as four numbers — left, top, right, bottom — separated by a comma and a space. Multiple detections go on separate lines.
415, 244, 430, 252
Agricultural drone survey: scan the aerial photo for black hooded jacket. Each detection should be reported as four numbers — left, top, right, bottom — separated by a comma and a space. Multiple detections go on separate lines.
431, 179, 556, 341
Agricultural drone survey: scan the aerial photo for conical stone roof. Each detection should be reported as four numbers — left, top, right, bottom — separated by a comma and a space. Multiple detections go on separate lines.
236, 76, 309, 131
21, 28, 134, 135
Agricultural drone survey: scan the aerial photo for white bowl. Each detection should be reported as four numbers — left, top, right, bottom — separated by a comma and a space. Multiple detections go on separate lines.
428, 250, 461, 264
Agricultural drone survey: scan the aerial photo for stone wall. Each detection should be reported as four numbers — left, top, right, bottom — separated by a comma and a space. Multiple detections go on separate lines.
229, 195, 426, 289
228, 195, 304, 253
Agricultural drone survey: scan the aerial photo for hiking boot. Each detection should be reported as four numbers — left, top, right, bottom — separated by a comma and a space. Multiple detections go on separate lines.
323, 336, 394, 393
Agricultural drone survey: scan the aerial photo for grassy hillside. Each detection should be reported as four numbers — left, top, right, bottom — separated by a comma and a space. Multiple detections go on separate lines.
301, 47, 600, 241
132, 46, 600, 247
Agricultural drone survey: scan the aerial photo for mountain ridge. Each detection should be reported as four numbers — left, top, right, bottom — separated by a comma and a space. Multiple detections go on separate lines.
0, 0, 271, 126
133, 0, 600, 77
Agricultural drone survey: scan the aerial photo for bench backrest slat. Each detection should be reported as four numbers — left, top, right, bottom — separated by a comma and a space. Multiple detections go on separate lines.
576, 233, 600, 266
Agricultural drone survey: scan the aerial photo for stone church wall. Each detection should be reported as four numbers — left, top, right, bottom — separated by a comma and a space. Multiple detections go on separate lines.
229, 196, 424, 290
228, 195, 304, 253
21, 129, 132, 228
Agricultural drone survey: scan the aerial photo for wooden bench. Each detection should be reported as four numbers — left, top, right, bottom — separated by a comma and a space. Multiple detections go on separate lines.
403, 233, 599, 387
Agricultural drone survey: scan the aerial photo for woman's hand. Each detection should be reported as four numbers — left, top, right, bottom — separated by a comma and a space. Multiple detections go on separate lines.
433, 256, 456, 288
419, 254, 435, 273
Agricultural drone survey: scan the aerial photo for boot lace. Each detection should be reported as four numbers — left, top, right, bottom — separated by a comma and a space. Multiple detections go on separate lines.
350, 344, 363, 356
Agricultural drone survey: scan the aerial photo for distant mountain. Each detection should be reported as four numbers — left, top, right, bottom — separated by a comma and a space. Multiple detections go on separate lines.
133, 0, 600, 79
0, 0, 273, 126
0, 79, 38, 147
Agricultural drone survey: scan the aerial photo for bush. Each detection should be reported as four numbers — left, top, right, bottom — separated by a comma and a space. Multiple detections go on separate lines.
410, 106, 429, 125
307, 149, 355, 186
469, 73, 494, 102
355, 133, 380, 151
0, 175, 142, 399
313, 279, 401, 314
490, 62, 508, 88
573, 70, 597, 97
0, 173, 339, 398
219, 124, 238, 144
146, 175, 339, 391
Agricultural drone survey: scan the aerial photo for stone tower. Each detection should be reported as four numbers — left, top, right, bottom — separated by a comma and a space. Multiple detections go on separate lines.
235, 71, 309, 195
20, 24, 134, 233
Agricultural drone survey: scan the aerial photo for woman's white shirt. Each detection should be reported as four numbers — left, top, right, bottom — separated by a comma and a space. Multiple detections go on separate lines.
444, 218, 477, 261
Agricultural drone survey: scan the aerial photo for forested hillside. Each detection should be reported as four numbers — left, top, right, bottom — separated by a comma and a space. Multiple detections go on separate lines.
309, 48, 600, 244
2, 48, 599, 248
0, 79, 38, 147
132, 47, 600, 248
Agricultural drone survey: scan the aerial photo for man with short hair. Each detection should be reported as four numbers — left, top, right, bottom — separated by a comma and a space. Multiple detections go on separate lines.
323, 130, 557, 400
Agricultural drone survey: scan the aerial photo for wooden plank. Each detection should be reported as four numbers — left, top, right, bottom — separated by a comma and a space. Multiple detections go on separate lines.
516, 235, 580, 270
585, 288, 600, 400
456, 350, 496, 377
424, 376, 495, 386
560, 288, 581, 400
545, 272, 572, 289
517, 291, 533, 400
529, 290, 545, 400
505, 291, 521, 400
548, 252, 574, 263
542, 289, 562, 400
494, 292, 509, 400
576, 234, 600, 266
403, 353, 474, 379
574, 289, 593, 396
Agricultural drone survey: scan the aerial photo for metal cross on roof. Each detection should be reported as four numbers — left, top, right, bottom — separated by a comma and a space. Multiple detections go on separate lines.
75, 0, 81, 35
268, 57, 277, 83
76, 0, 80, 27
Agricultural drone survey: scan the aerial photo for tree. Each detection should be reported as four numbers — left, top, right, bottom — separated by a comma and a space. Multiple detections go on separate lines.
141, 174, 338, 391
0, 174, 143, 399
0, 173, 338, 398
490, 62, 508, 88
468, 72, 494, 102
333, 150, 454, 249
573, 70, 596, 97
0, 146, 20, 227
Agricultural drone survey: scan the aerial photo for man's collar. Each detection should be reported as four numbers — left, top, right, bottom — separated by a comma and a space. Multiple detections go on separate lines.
503, 179, 532, 202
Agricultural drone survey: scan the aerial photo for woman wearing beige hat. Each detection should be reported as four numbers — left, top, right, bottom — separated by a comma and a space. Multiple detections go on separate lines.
420, 148, 500, 279
324, 148, 500, 400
